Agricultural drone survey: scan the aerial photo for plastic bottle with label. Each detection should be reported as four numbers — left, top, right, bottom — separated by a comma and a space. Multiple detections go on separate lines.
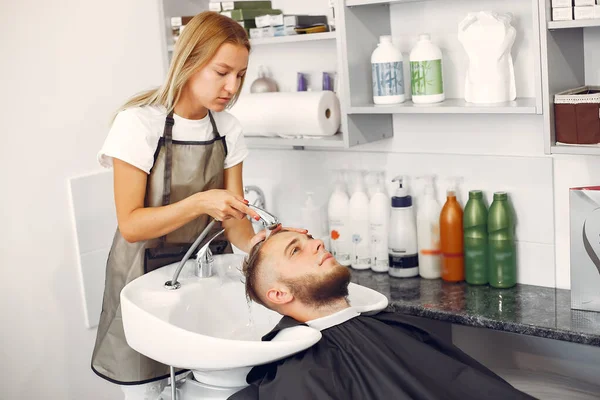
327, 170, 351, 266
388, 176, 419, 278
416, 175, 442, 279
369, 171, 390, 272
302, 191, 329, 249
371, 35, 406, 105
464, 190, 488, 285
440, 177, 464, 282
410, 33, 445, 104
349, 171, 371, 270
488, 192, 517, 288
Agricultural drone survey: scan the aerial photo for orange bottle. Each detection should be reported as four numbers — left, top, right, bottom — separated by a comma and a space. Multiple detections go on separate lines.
440, 181, 464, 282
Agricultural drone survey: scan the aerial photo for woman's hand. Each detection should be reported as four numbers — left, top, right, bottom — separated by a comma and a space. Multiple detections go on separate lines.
248, 224, 309, 248
195, 189, 261, 222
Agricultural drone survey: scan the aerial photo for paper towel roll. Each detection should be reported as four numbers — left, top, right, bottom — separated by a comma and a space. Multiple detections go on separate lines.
229, 91, 341, 137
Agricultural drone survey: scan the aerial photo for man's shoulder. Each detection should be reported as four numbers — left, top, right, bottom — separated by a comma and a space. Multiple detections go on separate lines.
261, 316, 307, 341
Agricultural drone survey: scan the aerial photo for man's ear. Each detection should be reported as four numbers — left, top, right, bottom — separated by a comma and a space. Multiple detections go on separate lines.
266, 285, 293, 306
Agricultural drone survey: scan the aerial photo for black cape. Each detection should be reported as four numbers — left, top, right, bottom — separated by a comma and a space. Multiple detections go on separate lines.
228, 311, 536, 400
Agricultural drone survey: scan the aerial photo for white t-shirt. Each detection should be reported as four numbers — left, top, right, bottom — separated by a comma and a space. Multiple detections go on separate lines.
97, 105, 248, 174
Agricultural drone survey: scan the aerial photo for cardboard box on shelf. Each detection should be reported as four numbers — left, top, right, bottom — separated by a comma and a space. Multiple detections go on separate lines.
574, 0, 595, 6
574, 5, 596, 19
552, 7, 574, 20
221, 1, 272, 11
221, 8, 281, 21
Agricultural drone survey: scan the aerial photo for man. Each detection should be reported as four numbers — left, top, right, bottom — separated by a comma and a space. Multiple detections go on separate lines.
229, 230, 535, 400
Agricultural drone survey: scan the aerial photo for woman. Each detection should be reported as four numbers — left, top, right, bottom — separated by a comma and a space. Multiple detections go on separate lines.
91, 11, 279, 399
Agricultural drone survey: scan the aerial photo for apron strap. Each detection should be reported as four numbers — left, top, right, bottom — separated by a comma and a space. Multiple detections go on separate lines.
159, 111, 175, 244
208, 111, 220, 138
208, 110, 228, 157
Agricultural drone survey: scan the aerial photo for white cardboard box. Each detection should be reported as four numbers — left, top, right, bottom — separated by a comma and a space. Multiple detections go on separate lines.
553, 7, 574, 20
575, 0, 595, 5
574, 5, 595, 19
552, 0, 572, 6
209, 2, 222, 12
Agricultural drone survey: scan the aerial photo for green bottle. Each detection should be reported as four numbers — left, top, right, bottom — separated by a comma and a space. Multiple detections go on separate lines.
488, 192, 517, 288
463, 190, 488, 285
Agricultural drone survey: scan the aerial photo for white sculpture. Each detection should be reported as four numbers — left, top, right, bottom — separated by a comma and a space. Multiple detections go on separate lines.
458, 11, 517, 104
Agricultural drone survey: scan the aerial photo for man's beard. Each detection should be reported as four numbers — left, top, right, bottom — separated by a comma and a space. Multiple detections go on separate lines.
283, 264, 351, 308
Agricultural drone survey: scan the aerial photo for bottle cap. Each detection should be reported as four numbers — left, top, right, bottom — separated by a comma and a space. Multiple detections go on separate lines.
417, 175, 436, 196
419, 33, 431, 41
331, 169, 348, 194
391, 176, 412, 207
304, 191, 315, 207
494, 192, 508, 201
445, 176, 463, 197
469, 190, 483, 199
380, 35, 392, 44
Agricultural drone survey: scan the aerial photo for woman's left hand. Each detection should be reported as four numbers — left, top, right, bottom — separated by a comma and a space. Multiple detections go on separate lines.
249, 224, 308, 248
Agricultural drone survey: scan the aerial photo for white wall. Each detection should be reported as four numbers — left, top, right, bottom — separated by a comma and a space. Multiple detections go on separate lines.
0, 0, 165, 398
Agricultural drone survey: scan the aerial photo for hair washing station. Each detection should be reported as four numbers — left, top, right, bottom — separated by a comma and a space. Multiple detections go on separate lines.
120, 205, 388, 399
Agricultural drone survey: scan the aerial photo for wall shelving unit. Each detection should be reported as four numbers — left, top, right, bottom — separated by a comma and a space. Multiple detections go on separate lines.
540, 0, 600, 155
158, 0, 600, 153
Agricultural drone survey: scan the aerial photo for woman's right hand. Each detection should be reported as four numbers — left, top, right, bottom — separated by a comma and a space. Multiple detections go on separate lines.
196, 189, 261, 222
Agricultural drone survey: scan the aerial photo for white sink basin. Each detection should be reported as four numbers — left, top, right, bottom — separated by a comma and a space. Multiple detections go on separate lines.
121, 254, 388, 387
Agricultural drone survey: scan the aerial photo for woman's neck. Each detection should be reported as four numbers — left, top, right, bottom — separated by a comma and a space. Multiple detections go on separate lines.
174, 91, 208, 120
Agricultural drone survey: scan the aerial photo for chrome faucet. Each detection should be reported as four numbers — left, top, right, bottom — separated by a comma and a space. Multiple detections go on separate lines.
244, 185, 266, 210
194, 227, 225, 278
164, 203, 280, 290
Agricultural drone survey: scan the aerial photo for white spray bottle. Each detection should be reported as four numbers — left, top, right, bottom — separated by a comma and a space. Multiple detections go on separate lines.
349, 170, 371, 270
388, 176, 419, 278
327, 170, 351, 266
302, 191, 329, 249
416, 175, 442, 279
369, 171, 390, 272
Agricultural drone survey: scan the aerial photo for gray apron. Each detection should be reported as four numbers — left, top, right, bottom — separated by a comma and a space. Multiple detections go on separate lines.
91, 111, 232, 385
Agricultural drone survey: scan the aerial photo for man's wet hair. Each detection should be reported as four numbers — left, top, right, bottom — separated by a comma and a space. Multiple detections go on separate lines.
242, 229, 285, 307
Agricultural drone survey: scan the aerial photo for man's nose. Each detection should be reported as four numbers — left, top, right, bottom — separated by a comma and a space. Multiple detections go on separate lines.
311, 238, 325, 253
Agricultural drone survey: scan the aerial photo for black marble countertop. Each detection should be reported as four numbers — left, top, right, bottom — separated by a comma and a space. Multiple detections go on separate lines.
350, 270, 600, 347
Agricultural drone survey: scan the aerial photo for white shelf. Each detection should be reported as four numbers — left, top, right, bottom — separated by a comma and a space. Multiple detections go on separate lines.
348, 98, 538, 114
346, 0, 429, 6
547, 19, 600, 30
250, 32, 336, 46
551, 145, 600, 156
245, 133, 345, 149
166, 32, 336, 51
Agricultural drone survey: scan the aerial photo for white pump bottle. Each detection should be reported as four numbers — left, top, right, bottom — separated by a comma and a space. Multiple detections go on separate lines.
349, 171, 371, 270
416, 175, 442, 279
369, 171, 390, 272
388, 176, 419, 278
327, 171, 351, 266
302, 191, 329, 249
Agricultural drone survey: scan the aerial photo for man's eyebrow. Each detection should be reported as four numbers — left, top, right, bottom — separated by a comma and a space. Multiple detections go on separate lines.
284, 238, 299, 256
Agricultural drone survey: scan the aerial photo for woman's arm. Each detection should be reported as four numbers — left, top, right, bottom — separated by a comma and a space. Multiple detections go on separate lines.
222, 162, 257, 253
113, 159, 258, 243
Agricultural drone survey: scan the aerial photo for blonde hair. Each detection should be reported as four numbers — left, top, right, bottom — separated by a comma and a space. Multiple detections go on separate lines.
115, 11, 250, 120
